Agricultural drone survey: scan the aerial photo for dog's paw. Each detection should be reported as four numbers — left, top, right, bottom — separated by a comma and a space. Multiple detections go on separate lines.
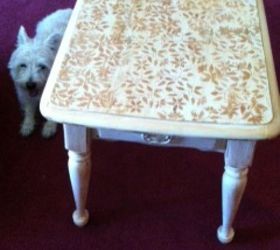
42, 121, 57, 138
20, 120, 35, 137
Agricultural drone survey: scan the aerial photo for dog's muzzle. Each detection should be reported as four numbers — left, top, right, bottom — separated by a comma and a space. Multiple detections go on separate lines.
26, 81, 36, 90
26, 81, 39, 97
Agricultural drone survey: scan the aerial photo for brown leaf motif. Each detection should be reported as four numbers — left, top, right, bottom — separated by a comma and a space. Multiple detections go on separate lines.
50, 0, 272, 125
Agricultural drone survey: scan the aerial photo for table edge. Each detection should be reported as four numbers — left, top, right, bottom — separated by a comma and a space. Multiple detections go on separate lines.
40, 0, 280, 140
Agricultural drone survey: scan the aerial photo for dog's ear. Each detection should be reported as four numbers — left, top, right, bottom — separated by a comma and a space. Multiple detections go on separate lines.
45, 33, 62, 52
17, 26, 30, 46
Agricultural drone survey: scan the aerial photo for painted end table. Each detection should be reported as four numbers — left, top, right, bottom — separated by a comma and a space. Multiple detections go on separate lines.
40, 0, 280, 243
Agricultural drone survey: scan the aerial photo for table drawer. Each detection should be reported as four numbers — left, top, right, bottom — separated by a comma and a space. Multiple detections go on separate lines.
96, 128, 226, 152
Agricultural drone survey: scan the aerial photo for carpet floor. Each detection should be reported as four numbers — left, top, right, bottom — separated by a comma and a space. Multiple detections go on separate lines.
0, 1, 280, 249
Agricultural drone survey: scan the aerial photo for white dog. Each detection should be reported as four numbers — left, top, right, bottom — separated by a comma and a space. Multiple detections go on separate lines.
8, 9, 72, 138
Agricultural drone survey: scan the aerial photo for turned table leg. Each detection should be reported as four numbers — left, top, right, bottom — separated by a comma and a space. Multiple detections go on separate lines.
64, 124, 92, 227
217, 140, 256, 243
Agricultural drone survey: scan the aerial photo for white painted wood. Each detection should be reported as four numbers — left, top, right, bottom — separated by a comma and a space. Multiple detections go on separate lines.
64, 124, 91, 153
225, 140, 256, 168
97, 128, 226, 152
40, 105, 280, 140
68, 150, 91, 227
40, 0, 280, 141
37, 0, 277, 242
64, 124, 92, 227
217, 166, 249, 243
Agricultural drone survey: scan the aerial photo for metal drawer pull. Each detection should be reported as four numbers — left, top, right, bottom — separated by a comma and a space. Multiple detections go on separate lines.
142, 133, 172, 145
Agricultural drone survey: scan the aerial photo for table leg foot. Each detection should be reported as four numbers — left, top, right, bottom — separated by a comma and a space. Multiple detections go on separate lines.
217, 226, 235, 244
72, 209, 89, 227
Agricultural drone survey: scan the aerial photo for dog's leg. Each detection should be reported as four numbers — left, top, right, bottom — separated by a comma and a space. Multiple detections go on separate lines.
42, 120, 57, 138
20, 104, 36, 136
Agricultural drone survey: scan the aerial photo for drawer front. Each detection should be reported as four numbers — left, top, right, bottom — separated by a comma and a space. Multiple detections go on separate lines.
97, 129, 226, 152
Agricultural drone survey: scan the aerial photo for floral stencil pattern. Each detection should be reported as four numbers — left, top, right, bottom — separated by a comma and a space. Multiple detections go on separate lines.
50, 0, 273, 125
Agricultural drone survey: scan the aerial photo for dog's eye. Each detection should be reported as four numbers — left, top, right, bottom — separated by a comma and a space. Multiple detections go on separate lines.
19, 64, 27, 68
38, 64, 47, 71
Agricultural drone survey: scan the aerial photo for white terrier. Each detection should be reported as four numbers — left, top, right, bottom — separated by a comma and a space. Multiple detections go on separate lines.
8, 9, 72, 138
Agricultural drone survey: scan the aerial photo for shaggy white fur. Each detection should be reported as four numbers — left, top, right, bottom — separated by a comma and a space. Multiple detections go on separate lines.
8, 9, 72, 138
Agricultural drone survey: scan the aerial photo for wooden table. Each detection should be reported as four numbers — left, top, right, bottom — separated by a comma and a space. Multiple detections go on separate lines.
40, 0, 280, 243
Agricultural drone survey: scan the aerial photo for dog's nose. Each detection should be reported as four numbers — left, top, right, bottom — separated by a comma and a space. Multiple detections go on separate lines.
26, 81, 36, 90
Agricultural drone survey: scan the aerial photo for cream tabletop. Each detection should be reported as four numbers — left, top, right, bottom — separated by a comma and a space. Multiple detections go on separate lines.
40, 0, 280, 139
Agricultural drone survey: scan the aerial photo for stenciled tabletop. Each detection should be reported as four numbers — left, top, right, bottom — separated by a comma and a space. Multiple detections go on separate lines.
40, 0, 280, 139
